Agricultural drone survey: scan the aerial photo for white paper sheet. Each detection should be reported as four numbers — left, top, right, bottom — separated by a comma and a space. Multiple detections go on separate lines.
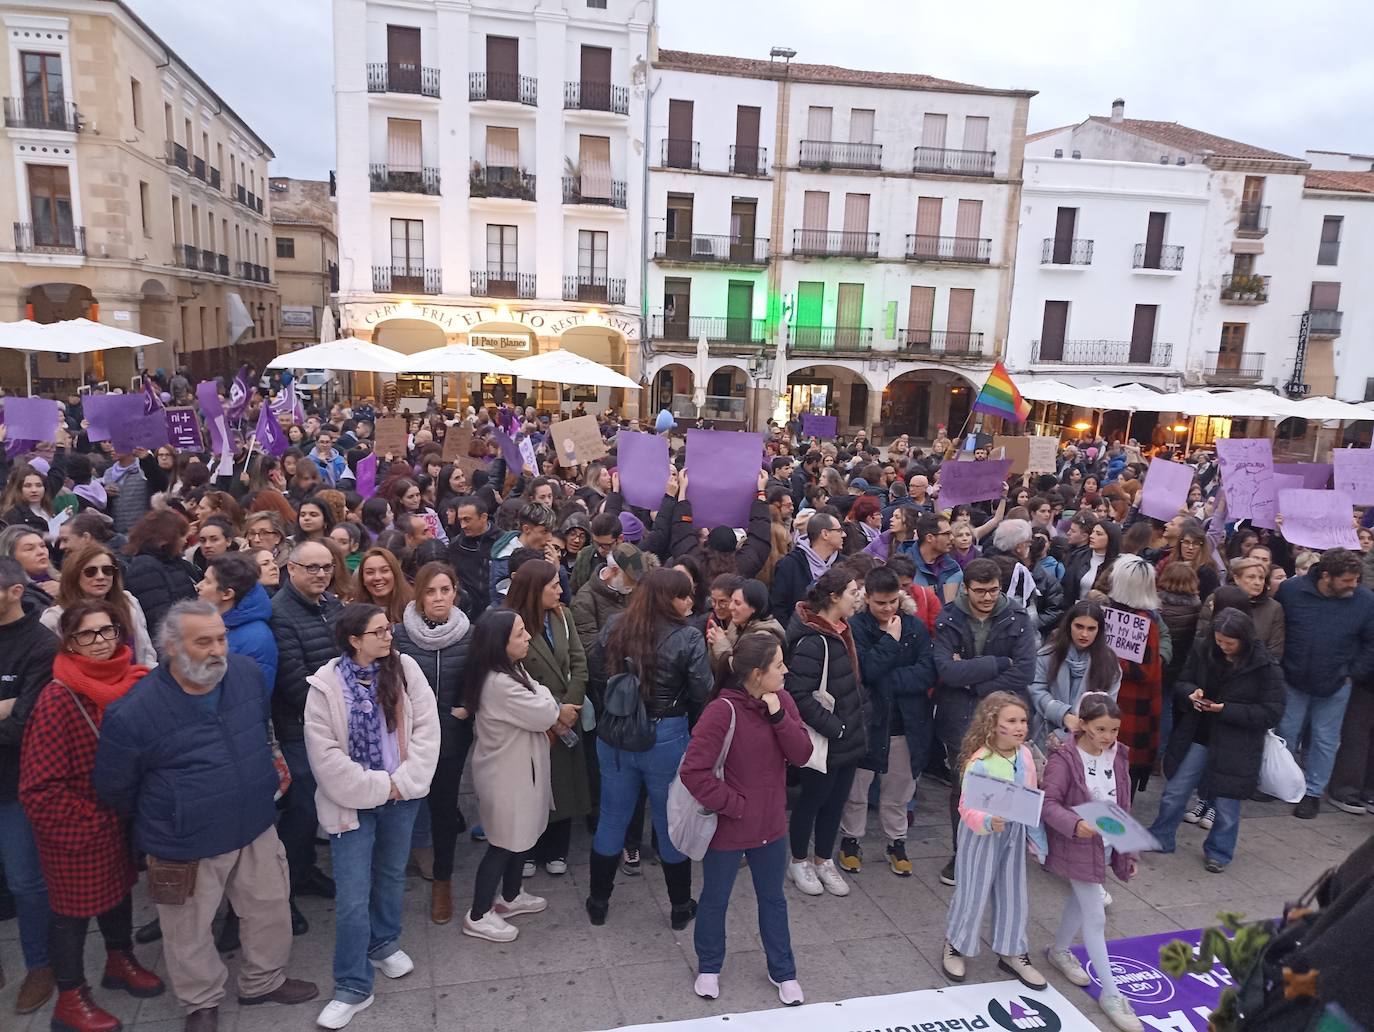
1072, 800, 1162, 853
962, 768, 1044, 826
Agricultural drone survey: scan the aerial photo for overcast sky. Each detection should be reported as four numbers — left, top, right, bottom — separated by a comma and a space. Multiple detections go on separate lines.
126, 0, 1374, 178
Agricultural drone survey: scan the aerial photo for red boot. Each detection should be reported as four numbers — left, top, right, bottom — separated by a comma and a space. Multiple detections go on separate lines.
50, 985, 122, 1032
100, 950, 165, 998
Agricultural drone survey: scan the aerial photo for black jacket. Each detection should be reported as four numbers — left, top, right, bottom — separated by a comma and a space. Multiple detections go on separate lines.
1031, 561, 1066, 634
587, 616, 713, 720
392, 618, 471, 758
932, 592, 1037, 747
1164, 639, 1286, 800
448, 525, 501, 621
769, 546, 835, 626
850, 608, 936, 775
123, 549, 200, 643
1061, 544, 1094, 609
784, 608, 869, 770
269, 581, 343, 740
2, 505, 48, 534
0, 600, 59, 802
669, 498, 773, 581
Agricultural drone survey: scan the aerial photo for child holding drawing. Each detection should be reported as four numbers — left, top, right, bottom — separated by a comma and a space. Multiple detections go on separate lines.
941, 692, 1046, 991
1039, 692, 1143, 1032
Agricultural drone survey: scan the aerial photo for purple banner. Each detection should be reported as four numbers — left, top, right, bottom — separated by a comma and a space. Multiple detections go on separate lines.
615, 431, 670, 510
937, 458, 1013, 509
1278, 488, 1360, 550
685, 429, 763, 529
1332, 448, 1374, 505
1139, 456, 1195, 521
196, 380, 229, 458
1214, 437, 1273, 521
1, 397, 59, 443
801, 413, 837, 439
111, 408, 169, 453
254, 405, 288, 458
1275, 462, 1332, 491
355, 453, 377, 499
82, 394, 142, 443
164, 408, 203, 451
226, 365, 251, 422
1070, 928, 1231, 1030
494, 429, 525, 474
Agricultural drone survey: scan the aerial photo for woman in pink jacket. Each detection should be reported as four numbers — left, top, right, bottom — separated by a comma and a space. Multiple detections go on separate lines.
679, 633, 813, 1007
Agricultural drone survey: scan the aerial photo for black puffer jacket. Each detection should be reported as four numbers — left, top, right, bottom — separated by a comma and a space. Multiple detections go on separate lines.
932, 590, 1037, 748
269, 581, 343, 741
1164, 637, 1285, 800
123, 549, 199, 642
587, 615, 713, 719
784, 604, 869, 770
392, 608, 472, 758
0, 598, 59, 802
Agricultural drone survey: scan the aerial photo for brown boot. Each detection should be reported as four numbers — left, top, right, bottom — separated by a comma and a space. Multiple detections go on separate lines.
431, 879, 453, 924
15, 964, 54, 1014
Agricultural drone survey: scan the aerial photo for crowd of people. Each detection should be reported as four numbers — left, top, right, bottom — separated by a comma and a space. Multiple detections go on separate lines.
1, 377, 1373, 1032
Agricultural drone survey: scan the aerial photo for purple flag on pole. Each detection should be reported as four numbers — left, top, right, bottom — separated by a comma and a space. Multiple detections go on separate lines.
355, 453, 377, 499
615, 431, 670, 509
494, 429, 525, 474
685, 429, 764, 529
226, 365, 251, 422
196, 380, 230, 458
142, 375, 164, 414
255, 404, 289, 458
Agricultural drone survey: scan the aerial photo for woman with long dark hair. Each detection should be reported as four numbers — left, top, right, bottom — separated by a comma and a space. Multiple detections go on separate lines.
41, 542, 157, 666
121, 509, 199, 641
360, 497, 393, 540
304, 603, 439, 1029
0, 462, 54, 532
1028, 600, 1122, 748
1063, 519, 1121, 609
293, 497, 336, 545
461, 609, 575, 943
586, 568, 713, 928
354, 548, 411, 625
706, 578, 787, 678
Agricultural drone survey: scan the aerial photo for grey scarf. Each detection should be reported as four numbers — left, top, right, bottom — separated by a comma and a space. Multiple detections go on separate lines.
1064, 646, 1091, 696
401, 600, 471, 650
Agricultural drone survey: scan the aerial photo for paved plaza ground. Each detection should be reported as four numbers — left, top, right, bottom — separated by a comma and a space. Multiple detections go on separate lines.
3, 786, 1367, 1032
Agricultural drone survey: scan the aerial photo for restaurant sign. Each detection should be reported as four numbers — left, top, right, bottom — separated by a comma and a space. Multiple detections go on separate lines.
351, 302, 640, 340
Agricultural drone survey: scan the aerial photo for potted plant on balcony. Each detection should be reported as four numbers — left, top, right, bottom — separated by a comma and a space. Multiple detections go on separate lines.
1224, 273, 1268, 302
469, 161, 487, 198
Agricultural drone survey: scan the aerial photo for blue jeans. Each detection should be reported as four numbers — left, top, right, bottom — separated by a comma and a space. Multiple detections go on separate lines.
329, 798, 421, 1003
409, 796, 433, 851
1277, 683, 1352, 797
1148, 743, 1241, 866
278, 739, 319, 889
695, 837, 795, 981
592, 716, 688, 864
0, 800, 51, 968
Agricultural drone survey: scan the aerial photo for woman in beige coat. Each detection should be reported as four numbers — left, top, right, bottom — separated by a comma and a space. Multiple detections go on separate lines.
461, 608, 580, 944
305, 603, 439, 1030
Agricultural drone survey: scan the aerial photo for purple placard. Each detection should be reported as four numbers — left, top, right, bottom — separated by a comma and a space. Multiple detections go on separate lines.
801, 413, 837, 439
196, 380, 229, 457
1139, 456, 1195, 521
165, 408, 203, 451
82, 394, 141, 443
1332, 448, 1374, 505
685, 429, 763, 529
1, 397, 59, 443
1070, 928, 1229, 1027
615, 430, 670, 510
1278, 488, 1359, 550
1275, 462, 1332, 491
1254, 473, 1304, 529
494, 429, 525, 474
110, 408, 170, 453
253, 405, 287, 458
1214, 438, 1273, 521
355, 453, 377, 499
937, 458, 1013, 509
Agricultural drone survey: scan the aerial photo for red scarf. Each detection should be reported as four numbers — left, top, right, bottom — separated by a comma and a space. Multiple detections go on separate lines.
53, 646, 149, 716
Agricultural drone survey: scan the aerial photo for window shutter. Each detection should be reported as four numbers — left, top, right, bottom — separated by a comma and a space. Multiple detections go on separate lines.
849, 109, 874, 144
579, 135, 612, 198
962, 116, 989, 152
921, 113, 947, 149
946, 288, 974, 352
908, 286, 935, 345
387, 119, 422, 172
485, 126, 519, 170
842, 193, 870, 236
806, 106, 832, 140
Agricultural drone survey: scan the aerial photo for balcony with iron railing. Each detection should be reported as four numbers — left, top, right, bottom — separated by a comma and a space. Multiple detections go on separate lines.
660, 138, 699, 170
651, 314, 767, 347
1041, 238, 1094, 265
13, 222, 84, 255
1205, 351, 1265, 384
236, 261, 270, 283
366, 62, 440, 98
235, 184, 247, 206
255, 195, 264, 215
563, 274, 625, 305
654, 232, 769, 264
792, 228, 880, 258
193, 157, 207, 182
1132, 243, 1185, 271
373, 264, 442, 294
1220, 273, 1270, 303
471, 270, 536, 299
215, 253, 229, 276
562, 176, 627, 208
165, 140, 189, 172
209, 167, 221, 191
912, 146, 996, 177
798, 139, 882, 170
904, 234, 992, 264
1237, 205, 1271, 237
1308, 309, 1343, 337
4, 97, 80, 132
897, 328, 986, 358
468, 70, 537, 106
563, 81, 628, 115
788, 325, 874, 355
199, 248, 215, 271
369, 164, 442, 195
1031, 338, 1174, 367
470, 165, 536, 200
247, 191, 257, 213
729, 145, 768, 176
175, 244, 200, 271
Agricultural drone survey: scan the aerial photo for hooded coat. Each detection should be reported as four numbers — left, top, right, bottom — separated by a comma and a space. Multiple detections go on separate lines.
221, 583, 278, 690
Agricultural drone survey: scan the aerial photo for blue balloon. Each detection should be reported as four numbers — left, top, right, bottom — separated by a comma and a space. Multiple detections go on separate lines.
654, 409, 676, 433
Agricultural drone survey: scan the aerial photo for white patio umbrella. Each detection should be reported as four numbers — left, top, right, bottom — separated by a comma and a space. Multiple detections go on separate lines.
0, 318, 161, 394
508, 350, 640, 390
402, 344, 517, 375
265, 338, 409, 373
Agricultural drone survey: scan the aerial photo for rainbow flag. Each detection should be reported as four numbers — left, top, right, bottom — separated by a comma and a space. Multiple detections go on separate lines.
972, 362, 1031, 423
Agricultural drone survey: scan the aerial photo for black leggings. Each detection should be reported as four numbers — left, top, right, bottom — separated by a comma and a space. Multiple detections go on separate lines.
470, 845, 525, 921
52, 895, 133, 991
428, 728, 472, 883
788, 764, 858, 862
534, 818, 572, 864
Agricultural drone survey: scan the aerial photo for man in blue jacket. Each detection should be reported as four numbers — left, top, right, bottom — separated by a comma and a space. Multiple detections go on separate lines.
838, 566, 937, 877
200, 553, 278, 690
1276, 549, 1374, 819
94, 601, 317, 1031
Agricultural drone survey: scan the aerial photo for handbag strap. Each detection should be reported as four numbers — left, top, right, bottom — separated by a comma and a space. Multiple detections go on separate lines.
57, 682, 101, 740
712, 700, 737, 779
816, 635, 834, 707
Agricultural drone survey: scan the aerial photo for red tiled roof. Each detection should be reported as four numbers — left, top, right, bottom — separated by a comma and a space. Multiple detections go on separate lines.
1087, 117, 1297, 162
1304, 169, 1374, 194
655, 49, 1034, 97
1026, 124, 1075, 143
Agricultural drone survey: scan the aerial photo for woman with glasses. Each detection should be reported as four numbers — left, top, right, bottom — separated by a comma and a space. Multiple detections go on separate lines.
305, 604, 439, 1030
41, 542, 156, 666
244, 511, 290, 569
354, 548, 411, 625
139, 445, 177, 495
20, 600, 163, 1032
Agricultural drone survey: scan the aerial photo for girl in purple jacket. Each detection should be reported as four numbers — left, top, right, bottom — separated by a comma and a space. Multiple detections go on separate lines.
1040, 693, 1142, 1032
679, 633, 813, 1008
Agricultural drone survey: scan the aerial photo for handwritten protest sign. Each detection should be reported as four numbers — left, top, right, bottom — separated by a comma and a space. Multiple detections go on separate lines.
961, 770, 1044, 827
1277, 488, 1359, 550
937, 458, 1013, 509
1333, 449, 1374, 505
801, 413, 837, 439
550, 414, 607, 468
518, 437, 537, 472
442, 425, 472, 462
1102, 607, 1150, 663
685, 429, 763, 529
615, 431, 670, 510
1215, 438, 1274, 521
1139, 457, 1194, 521
372, 416, 407, 458
994, 435, 1058, 475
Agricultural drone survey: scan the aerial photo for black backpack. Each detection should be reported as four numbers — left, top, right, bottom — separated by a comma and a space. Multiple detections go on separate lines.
598, 659, 656, 753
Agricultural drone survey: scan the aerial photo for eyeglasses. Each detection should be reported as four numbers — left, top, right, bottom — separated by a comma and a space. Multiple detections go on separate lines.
247, 528, 281, 541
360, 626, 393, 640
81, 564, 116, 578
967, 586, 1000, 596
72, 624, 119, 645
291, 561, 335, 575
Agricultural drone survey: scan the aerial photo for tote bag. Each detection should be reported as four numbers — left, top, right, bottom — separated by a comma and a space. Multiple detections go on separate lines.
666, 700, 737, 861
801, 640, 833, 773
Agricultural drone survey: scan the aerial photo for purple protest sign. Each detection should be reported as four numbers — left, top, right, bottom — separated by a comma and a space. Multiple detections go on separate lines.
196, 380, 229, 458
82, 394, 141, 443
937, 458, 1013, 509
685, 429, 763, 529
1253, 473, 1302, 530
355, 453, 377, 499
1139, 457, 1195, 521
494, 429, 525, 474
164, 408, 203, 451
1275, 462, 1332, 490
254, 405, 288, 458
1278, 488, 1359, 549
1070, 927, 1232, 1029
615, 431, 670, 510
801, 413, 837, 439
1, 397, 59, 443
1332, 448, 1374, 505
110, 408, 169, 453
1214, 438, 1273, 520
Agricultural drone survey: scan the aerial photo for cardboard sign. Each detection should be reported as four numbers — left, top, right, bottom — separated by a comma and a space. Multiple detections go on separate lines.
1278, 488, 1359, 550
1102, 606, 1150, 663
550, 414, 606, 468
372, 415, 407, 458
992, 435, 1029, 474
993, 435, 1058, 475
442, 425, 472, 462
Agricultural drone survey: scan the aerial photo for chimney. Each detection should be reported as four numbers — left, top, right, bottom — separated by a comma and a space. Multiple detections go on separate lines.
1110, 98, 1125, 123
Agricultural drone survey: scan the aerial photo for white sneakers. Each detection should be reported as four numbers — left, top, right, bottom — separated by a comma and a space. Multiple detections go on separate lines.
813, 859, 850, 896
494, 891, 548, 917
1100, 992, 1144, 1031
787, 859, 823, 895
462, 911, 518, 943
522, 861, 537, 878
1101, 884, 1113, 907
544, 859, 569, 875
693, 973, 720, 999
769, 977, 805, 1006
370, 949, 414, 979
317, 996, 374, 1029
1044, 946, 1091, 987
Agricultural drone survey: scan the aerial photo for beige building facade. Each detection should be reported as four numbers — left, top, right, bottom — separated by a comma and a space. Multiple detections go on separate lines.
0, 0, 277, 395
270, 176, 338, 352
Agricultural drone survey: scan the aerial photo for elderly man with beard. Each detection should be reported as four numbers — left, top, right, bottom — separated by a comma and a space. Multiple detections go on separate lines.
94, 601, 318, 1032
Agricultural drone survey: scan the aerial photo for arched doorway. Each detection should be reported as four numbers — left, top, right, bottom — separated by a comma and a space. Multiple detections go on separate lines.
652, 362, 693, 418
372, 317, 446, 409
785, 364, 879, 432
27, 283, 95, 390
883, 367, 982, 441
550, 324, 633, 415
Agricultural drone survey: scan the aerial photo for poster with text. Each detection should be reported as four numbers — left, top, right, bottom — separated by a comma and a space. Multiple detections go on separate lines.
550, 414, 607, 468
1071, 927, 1234, 1032
1277, 488, 1359, 550
1215, 437, 1274, 521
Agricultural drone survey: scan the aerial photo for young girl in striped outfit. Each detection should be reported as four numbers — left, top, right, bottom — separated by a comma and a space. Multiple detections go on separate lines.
941, 692, 1046, 990
1040, 693, 1142, 1032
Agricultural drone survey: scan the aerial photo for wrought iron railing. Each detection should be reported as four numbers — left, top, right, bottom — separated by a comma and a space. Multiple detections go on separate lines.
1205, 352, 1265, 381
563, 81, 628, 115
1220, 273, 1270, 302
654, 232, 769, 264
729, 144, 768, 176
562, 176, 627, 208
3, 97, 80, 132
13, 222, 85, 255
661, 138, 699, 169
792, 229, 879, 257
468, 71, 537, 106
373, 264, 442, 294
788, 325, 874, 353
563, 274, 625, 304
1031, 338, 1173, 366
470, 166, 535, 200
897, 329, 986, 357
1132, 243, 1185, 270
1041, 237, 1094, 265
369, 164, 442, 195
798, 139, 881, 170
904, 234, 991, 263
912, 146, 996, 176
651, 315, 767, 345
471, 270, 536, 299
366, 63, 440, 98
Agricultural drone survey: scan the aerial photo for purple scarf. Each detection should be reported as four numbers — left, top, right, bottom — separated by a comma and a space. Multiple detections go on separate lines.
339, 656, 385, 771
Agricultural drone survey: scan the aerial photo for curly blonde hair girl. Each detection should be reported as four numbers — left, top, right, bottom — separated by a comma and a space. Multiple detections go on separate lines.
956, 691, 1031, 775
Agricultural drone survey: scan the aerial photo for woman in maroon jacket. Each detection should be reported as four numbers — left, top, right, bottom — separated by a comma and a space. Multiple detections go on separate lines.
679, 632, 813, 1008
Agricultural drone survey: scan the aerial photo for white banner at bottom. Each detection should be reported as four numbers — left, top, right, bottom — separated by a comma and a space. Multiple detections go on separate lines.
602, 981, 1096, 1032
